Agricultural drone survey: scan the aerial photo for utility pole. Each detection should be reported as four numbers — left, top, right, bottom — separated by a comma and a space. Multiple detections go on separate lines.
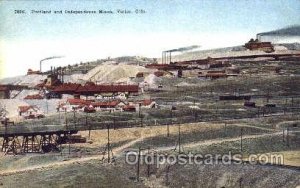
86, 113, 91, 139
286, 127, 290, 147
136, 147, 141, 182
113, 111, 116, 129
4, 117, 7, 134
73, 109, 76, 129
138, 103, 143, 127
193, 100, 197, 122
68, 131, 71, 155
168, 109, 172, 137
240, 128, 243, 155
224, 122, 227, 136
174, 122, 183, 153
239, 177, 243, 188
266, 89, 270, 103
107, 124, 111, 163
102, 124, 114, 163
64, 109, 68, 129
59, 108, 61, 123
46, 99, 49, 114
147, 147, 150, 177
165, 165, 170, 186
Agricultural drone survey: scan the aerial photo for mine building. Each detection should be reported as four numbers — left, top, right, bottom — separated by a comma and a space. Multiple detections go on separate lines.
27, 69, 41, 75
91, 100, 126, 112
138, 99, 157, 109
53, 83, 81, 95
75, 82, 139, 97
0, 85, 10, 99
18, 105, 44, 119
244, 38, 274, 53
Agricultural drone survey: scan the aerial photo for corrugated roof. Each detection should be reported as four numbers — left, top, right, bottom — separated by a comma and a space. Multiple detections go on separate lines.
53, 83, 81, 93
24, 94, 44, 100
18, 105, 38, 113
139, 99, 153, 106
76, 84, 139, 93
67, 98, 93, 106
91, 100, 121, 107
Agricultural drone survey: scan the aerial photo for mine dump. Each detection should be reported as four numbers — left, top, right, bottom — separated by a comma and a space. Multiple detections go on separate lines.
1, 30, 300, 187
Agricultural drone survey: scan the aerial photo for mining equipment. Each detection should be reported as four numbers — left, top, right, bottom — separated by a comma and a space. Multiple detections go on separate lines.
244, 34, 274, 53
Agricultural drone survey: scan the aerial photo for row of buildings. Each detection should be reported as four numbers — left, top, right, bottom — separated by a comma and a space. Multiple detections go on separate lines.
15, 98, 157, 120
57, 98, 157, 113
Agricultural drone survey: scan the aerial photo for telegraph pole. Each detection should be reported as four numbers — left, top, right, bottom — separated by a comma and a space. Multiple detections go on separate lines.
136, 147, 141, 181
113, 111, 116, 129
107, 124, 111, 163
73, 108, 76, 129
286, 127, 290, 147
64, 109, 68, 129
102, 124, 114, 163
168, 109, 172, 137
147, 147, 150, 177
174, 122, 183, 153
139, 103, 143, 127
224, 122, 227, 136
193, 100, 197, 122
86, 112, 91, 139
240, 128, 243, 155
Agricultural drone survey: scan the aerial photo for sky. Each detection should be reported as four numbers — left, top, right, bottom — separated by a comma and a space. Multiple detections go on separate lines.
0, 0, 299, 78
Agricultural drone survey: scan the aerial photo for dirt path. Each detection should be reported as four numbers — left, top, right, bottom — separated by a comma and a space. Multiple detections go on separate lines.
0, 137, 146, 176
229, 123, 275, 131
153, 132, 282, 152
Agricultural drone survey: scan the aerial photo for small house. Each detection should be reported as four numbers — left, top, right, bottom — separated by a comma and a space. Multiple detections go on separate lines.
18, 105, 44, 119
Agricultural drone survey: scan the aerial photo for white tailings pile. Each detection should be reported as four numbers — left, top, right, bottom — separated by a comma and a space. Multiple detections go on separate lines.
169, 46, 300, 62
0, 75, 47, 87
83, 64, 152, 83
0, 99, 29, 118
144, 74, 162, 87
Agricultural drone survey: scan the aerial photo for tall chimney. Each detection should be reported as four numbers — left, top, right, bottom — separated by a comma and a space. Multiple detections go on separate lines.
165, 52, 167, 64
62, 69, 64, 83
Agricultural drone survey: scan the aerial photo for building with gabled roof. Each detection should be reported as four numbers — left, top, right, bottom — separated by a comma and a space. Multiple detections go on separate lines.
75, 83, 139, 96
91, 100, 126, 112
18, 105, 44, 119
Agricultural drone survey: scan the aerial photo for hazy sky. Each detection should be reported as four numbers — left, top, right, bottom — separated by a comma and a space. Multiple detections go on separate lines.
0, 0, 299, 78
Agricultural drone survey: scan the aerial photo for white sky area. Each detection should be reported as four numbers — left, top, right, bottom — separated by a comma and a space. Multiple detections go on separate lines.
0, 0, 299, 78
1, 32, 252, 77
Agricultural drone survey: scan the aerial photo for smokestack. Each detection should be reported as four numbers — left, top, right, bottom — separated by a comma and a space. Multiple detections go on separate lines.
40, 61, 42, 72
61, 69, 64, 83
165, 52, 167, 64
39, 56, 64, 73
256, 34, 261, 41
